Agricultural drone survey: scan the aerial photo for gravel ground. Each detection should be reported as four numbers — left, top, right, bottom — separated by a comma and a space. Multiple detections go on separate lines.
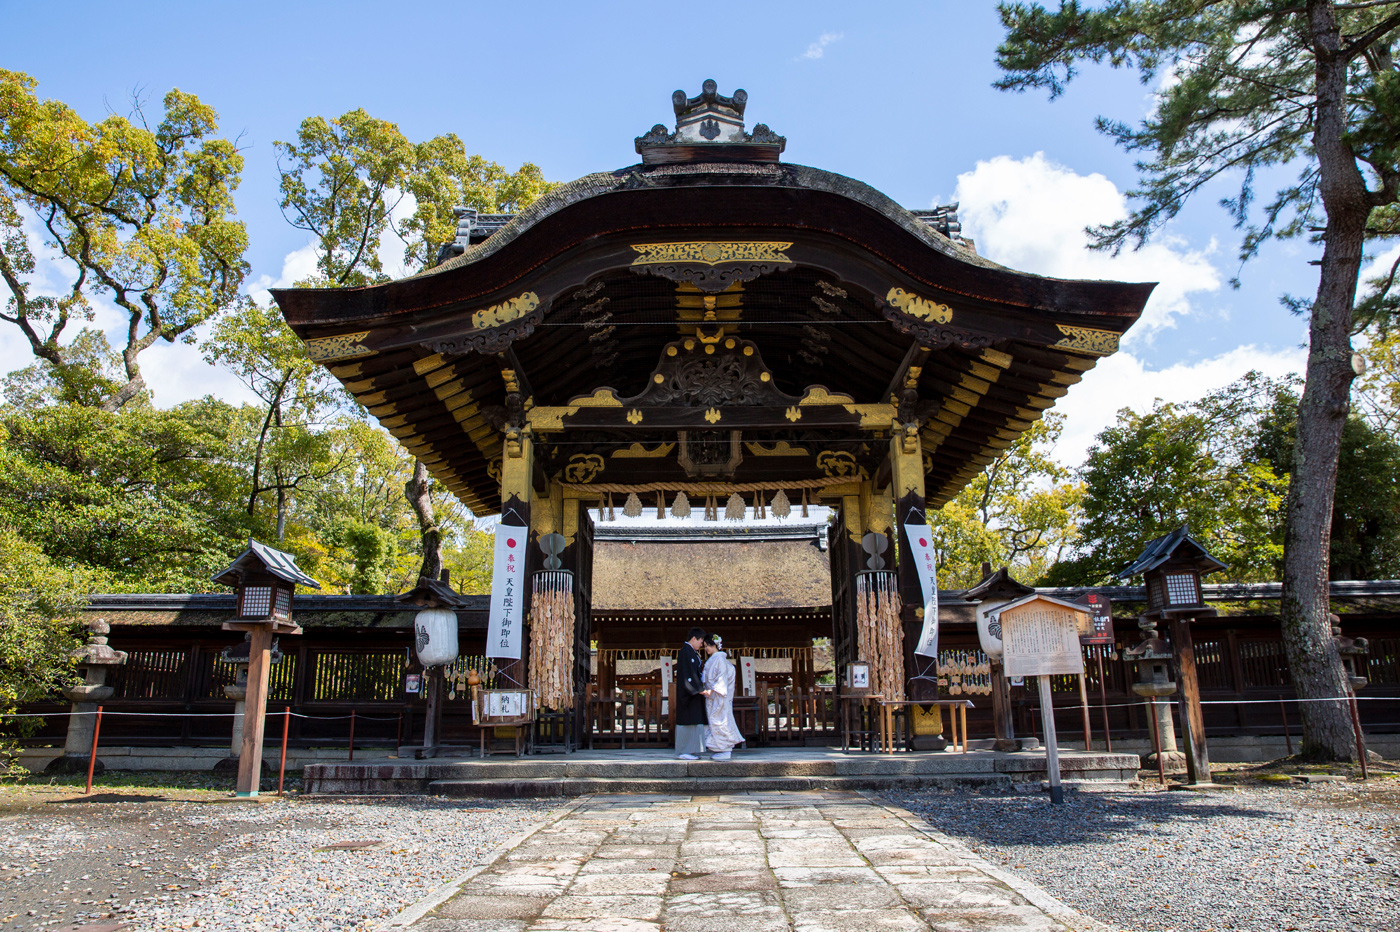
0, 788, 557, 932
888, 777, 1400, 932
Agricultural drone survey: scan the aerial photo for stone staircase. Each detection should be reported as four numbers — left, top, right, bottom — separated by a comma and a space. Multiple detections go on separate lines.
302, 748, 1141, 796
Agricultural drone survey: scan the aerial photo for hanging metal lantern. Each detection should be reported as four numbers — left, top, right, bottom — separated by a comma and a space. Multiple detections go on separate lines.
414, 607, 459, 667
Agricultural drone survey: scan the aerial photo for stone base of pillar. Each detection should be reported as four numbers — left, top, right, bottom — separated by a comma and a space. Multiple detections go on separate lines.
992, 739, 1019, 752
1145, 749, 1188, 771
910, 735, 949, 751
213, 757, 270, 776
44, 754, 102, 775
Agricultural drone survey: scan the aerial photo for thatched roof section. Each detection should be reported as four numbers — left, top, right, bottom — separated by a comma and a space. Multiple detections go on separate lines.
592, 539, 831, 611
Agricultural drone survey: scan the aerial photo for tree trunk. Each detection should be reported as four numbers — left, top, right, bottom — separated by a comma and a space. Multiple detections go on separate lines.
1279, 1, 1367, 760
98, 373, 146, 412
405, 458, 443, 582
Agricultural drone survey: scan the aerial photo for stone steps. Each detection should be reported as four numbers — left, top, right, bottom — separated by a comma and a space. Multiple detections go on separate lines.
427, 773, 1013, 798
302, 749, 1141, 795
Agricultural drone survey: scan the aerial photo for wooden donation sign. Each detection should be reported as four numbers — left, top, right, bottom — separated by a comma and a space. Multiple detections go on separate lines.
995, 594, 1091, 804
473, 688, 535, 726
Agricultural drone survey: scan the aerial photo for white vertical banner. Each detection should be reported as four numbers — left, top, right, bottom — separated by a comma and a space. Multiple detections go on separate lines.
486, 526, 529, 659
903, 523, 940, 658
660, 656, 674, 715
740, 657, 757, 697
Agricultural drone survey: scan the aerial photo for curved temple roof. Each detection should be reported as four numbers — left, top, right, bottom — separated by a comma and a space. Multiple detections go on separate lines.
274, 84, 1154, 516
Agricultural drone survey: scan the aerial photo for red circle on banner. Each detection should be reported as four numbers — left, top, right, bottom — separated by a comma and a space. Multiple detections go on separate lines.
507, 538, 517, 548
919, 538, 928, 547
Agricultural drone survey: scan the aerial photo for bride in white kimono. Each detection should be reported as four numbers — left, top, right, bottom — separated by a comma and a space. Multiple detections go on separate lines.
701, 634, 743, 760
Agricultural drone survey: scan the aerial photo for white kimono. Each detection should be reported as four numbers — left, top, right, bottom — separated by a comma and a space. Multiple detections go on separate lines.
702, 651, 743, 753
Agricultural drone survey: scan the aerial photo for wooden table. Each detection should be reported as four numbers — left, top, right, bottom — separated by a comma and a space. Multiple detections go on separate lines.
872, 699, 974, 754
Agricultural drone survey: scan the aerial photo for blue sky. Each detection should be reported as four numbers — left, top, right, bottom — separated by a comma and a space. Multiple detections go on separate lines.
1, 1, 1328, 464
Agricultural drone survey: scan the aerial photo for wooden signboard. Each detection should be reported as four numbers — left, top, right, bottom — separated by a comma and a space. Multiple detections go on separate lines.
995, 594, 1092, 806
1075, 593, 1115, 646
999, 596, 1087, 678
473, 688, 535, 725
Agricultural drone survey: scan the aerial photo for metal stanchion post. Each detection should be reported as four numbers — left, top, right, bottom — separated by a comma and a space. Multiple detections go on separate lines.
1279, 698, 1292, 756
84, 706, 103, 795
348, 710, 356, 762
278, 708, 290, 797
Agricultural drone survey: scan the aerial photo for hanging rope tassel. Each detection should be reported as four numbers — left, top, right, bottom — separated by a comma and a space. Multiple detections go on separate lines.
801, 488, 809, 518
658, 491, 666, 519
529, 570, 576, 710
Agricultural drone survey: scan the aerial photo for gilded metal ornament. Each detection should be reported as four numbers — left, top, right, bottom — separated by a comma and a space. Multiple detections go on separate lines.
631, 242, 793, 267
886, 287, 952, 324
306, 331, 374, 362
1051, 324, 1120, 356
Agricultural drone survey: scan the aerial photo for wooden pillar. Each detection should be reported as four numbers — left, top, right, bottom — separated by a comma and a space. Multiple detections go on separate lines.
496, 427, 534, 689
421, 665, 444, 756
235, 625, 272, 797
1170, 617, 1213, 784
890, 430, 942, 742
990, 664, 1017, 751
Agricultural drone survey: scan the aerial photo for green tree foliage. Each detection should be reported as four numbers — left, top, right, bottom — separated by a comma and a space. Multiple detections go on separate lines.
929, 413, 1084, 589
1044, 375, 1292, 586
204, 299, 347, 537
1356, 329, 1400, 431
1046, 372, 1400, 586
275, 109, 557, 286
0, 404, 250, 591
0, 525, 82, 768
995, 0, 1400, 758
274, 107, 557, 582
0, 70, 249, 410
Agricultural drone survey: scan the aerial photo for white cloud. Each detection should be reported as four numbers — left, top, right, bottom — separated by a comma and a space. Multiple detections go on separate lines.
247, 242, 320, 307
954, 153, 1222, 338
798, 32, 844, 61
1049, 342, 1307, 467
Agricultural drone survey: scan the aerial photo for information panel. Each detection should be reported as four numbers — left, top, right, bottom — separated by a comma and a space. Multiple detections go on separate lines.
1001, 602, 1086, 678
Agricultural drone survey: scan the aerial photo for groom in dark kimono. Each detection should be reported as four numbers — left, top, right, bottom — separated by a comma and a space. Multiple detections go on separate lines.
675, 627, 709, 759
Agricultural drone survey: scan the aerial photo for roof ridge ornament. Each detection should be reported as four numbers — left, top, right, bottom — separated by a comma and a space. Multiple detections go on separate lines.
636, 79, 786, 165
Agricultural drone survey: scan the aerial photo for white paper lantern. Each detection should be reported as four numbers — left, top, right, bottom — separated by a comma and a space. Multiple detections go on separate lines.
414, 607, 459, 667
975, 602, 1006, 660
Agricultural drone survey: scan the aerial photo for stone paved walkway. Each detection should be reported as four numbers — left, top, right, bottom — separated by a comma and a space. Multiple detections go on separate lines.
387, 791, 1106, 932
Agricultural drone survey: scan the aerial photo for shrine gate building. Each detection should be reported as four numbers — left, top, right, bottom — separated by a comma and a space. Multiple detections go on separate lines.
273, 82, 1153, 745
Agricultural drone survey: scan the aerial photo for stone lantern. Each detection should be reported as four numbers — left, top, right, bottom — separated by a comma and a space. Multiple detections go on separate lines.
1123, 616, 1185, 771
212, 540, 319, 796
1119, 525, 1226, 786
47, 618, 127, 774
214, 633, 283, 775
396, 569, 466, 758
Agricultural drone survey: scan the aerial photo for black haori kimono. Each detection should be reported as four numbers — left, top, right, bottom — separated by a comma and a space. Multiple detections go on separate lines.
675, 641, 708, 757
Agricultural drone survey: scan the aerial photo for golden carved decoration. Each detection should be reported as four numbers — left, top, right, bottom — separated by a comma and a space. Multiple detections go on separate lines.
760, 372, 771, 383
569, 388, 623, 407
745, 441, 810, 457
563, 453, 605, 484
306, 331, 374, 362
817, 450, 863, 480
527, 408, 564, 431
1052, 324, 1120, 356
626, 408, 643, 424
612, 442, 675, 459
785, 406, 802, 422
486, 459, 503, 482
886, 287, 953, 324
631, 241, 794, 267
904, 366, 922, 390
850, 403, 899, 429
471, 292, 540, 330
798, 386, 857, 406
704, 407, 722, 424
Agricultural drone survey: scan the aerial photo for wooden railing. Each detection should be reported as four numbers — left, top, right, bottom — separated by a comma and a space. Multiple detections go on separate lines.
585, 684, 674, 748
